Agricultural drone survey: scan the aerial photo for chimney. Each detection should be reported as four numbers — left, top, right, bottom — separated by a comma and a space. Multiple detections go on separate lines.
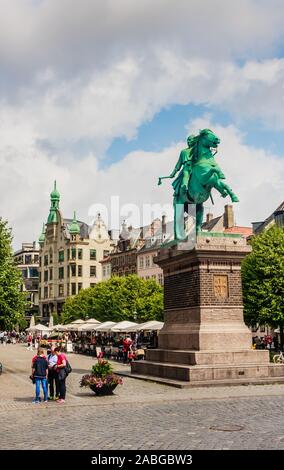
224, 205, 234, 229
162, 215, 167, 234
206, 213, 213, 224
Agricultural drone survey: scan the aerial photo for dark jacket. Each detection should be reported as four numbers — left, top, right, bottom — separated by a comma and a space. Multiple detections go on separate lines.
33, 356, 48, 378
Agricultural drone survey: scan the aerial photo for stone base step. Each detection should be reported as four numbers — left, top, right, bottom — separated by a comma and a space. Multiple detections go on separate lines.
131, 360, 284, 383
146, 348, 269, 366
122, 369, 284, 389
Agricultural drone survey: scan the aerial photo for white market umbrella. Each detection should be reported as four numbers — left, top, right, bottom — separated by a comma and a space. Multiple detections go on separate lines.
77, 322, 102, 331
53, 324, 66, 331
48, 315, 54, 329
85, 318, 100, 324
27, 323, 51, 332
29, 315, 35, 329
95, 321, 117, 332
111, 321, 138, 332
136, 320, 164, 331
70, 319, 86, 324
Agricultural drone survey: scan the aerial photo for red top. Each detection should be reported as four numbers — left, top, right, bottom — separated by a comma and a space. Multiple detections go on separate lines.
123, 338, 132, 352
57, 353, 67, 367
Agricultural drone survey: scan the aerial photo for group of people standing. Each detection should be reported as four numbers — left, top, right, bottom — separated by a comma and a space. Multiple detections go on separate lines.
31, 347, 69, 404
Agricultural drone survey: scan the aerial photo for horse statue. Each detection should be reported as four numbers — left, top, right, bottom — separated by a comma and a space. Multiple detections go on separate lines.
158, 129, 239, 240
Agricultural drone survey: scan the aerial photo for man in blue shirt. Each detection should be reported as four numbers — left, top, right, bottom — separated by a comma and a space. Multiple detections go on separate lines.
47, 347, 59, 400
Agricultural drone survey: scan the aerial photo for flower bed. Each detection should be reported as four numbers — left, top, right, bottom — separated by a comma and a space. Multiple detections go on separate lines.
80, 359, 123, 395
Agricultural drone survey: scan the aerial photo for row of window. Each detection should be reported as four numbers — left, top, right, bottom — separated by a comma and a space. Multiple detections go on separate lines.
41, 248, 110, 266
41, 265, 97, 282
111, 253, 136, 267
40, 282, 97, 299
138, 254, 157, 269
15, 254, 39, 265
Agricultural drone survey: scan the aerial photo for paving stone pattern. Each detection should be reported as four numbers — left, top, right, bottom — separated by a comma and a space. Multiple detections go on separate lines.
0, 344, 284, 450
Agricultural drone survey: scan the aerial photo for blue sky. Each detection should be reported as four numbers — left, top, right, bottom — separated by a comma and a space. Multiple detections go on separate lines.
105, 103, 284, 167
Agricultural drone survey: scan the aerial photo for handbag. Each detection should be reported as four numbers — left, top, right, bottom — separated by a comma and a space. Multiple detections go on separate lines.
29, 374, 36, 384
58, 368, 67, 381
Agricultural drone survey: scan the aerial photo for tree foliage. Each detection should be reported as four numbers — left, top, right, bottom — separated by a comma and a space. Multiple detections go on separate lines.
242, 226, 284, 345
0, 218, 27, 329
62, 275, 163, 324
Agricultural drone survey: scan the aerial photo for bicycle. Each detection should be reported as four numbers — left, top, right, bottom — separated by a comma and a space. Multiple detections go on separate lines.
273, 351, 284, 363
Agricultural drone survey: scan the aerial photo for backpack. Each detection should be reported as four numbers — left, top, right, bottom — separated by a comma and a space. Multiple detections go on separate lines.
65, 360, 72, 376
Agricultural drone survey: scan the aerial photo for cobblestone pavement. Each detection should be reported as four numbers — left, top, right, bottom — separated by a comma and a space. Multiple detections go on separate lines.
1, 344, 284, 449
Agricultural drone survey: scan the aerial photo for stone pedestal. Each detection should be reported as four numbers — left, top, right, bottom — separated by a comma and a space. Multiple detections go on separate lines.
131, 235, 284, 386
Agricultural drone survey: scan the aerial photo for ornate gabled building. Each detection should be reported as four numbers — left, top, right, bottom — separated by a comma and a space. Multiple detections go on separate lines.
38, 182, 113, 320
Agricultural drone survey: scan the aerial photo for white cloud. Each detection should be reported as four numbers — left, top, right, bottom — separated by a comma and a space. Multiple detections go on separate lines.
0, 1, 284, 246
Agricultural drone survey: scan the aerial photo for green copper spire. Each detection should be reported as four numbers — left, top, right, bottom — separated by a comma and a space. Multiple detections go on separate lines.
69, 211, 80, 235
47, 181, 60, 224
38, 223, 46, 244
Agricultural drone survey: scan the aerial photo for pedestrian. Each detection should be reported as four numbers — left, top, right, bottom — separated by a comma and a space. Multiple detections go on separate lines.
54, 347, 67, 403
47, 347, 60, 401
31, 348, 48, 404
122, 335, 132, 364
27, 334, 33, 351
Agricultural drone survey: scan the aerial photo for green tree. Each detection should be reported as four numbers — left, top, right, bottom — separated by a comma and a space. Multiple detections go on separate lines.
0, 218, 27, 330
242, 226, 284, 349
62, 275, 163, 324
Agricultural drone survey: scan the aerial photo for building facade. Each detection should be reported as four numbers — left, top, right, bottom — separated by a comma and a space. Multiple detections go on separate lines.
252, 201, 284, 234
38, 182, 113, 320
14, 242, 39, 319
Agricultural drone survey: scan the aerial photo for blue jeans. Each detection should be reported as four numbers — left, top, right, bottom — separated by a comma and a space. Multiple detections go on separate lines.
35, 377, 48, 401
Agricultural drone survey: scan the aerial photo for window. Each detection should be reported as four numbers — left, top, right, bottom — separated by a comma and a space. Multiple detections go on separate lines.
71, 248, 76, 260
44, 270, 48, 282
39, 272, 41, 282
78, 265, 82, 277
71, 283, 76, 295
139, 257, 144, 269
25, 255, 32, 264
59, 284, 64, 297
49, 268, 53, 281
44, 255, 48, 266
90, 266, 96, 277
34, 255, 39, 263
103, 266, 106, 277
29, 267, 38, 278
39, 288, 41, 300
58, 267, 64, 279
78, 283, 83, 292
21, 268, 28, 279
49, 284, 53, 297
145, 256, 150, 267
67, 248, 70, 260
90, 283, 95, 288
71, 264, 76, 277
49, 250, 53, 264
39, 256, 42, 267
158, 273, 163, 286
58, 250, 64, 262
90, 249, 96, 260
78, 248, 83, 260
44, 286, 48, 299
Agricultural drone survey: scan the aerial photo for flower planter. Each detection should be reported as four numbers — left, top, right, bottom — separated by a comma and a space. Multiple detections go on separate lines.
90, 383, 118, 395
